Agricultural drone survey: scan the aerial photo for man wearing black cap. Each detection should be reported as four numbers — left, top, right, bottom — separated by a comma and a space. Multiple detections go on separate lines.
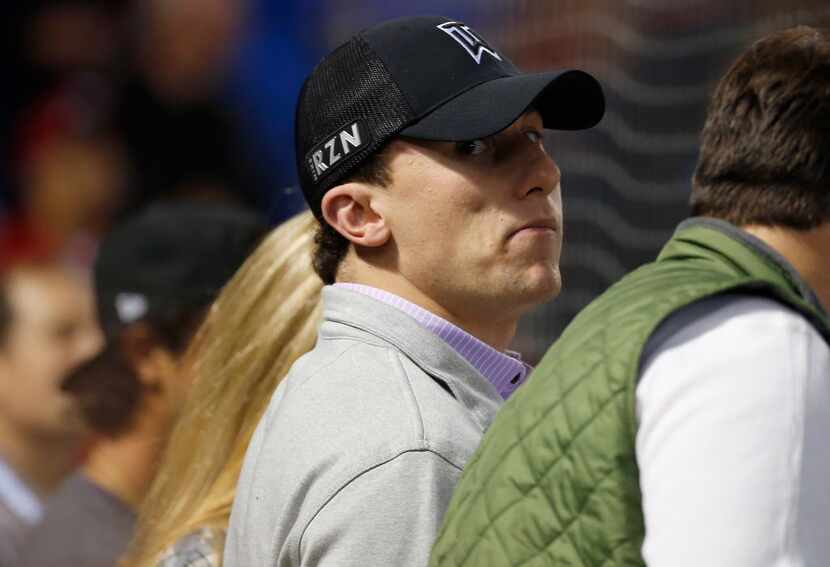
225, 16, 604, 566
17, 203, 266, 567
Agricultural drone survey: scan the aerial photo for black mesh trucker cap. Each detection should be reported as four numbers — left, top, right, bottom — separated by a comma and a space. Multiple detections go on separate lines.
93, 202, 267, 338
295, 15, 605, 217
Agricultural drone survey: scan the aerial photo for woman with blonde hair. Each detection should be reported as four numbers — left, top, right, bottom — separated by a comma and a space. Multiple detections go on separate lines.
121, 210, 322, 566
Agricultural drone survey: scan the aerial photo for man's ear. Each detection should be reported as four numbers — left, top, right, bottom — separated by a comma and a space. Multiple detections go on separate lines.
320, 183, 391, 247
119, 323, 176, 392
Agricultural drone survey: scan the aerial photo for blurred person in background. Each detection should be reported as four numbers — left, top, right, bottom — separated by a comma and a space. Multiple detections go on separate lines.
3, 0, 304, 241
120, 211, 322, 567
225, 15, 604, 566
0, 81, 129, 270
4, 0, 125, 103
0, 259, 101, 565
117, 0, 273, 216
431, 26, 830, 567
17, 203, 266, 567
2, 0, 128, 234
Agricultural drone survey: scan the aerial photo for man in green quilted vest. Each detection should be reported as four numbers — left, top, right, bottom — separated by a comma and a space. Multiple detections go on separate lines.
431, 26, 830, 567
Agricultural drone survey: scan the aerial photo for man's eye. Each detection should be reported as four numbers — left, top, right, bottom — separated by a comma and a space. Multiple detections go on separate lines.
455, 139, 489, 156
525, 130, 543, 144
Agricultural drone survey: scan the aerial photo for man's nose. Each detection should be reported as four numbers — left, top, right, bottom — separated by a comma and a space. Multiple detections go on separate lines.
520, 142, 560, 199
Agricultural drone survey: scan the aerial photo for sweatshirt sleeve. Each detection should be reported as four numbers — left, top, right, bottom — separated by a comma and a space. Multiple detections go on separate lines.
636, 296, 830, 567
299, 449, 463, 567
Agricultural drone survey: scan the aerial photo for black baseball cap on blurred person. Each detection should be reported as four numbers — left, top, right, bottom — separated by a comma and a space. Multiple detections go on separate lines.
93, 202, 267, 339
295, 15, 606, 217
61, 201, 266, 434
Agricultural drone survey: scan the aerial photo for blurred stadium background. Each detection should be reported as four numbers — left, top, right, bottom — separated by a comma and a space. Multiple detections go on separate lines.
3, 0, 829, 362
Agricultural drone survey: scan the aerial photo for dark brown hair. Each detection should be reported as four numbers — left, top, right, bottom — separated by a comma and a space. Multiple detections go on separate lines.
312, 150, 393, 284
61, 307, 207, 437
692, 26, 830, 228
61, 345, 141, 438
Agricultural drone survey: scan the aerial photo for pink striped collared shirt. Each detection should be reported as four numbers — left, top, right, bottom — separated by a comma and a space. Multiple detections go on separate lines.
334, 283, 529, 398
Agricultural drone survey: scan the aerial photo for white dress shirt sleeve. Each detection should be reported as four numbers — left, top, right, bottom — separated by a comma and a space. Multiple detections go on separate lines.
636, 295, 830, 567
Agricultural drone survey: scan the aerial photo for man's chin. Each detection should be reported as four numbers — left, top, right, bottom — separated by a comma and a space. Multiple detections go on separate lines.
511, 266, 561, 308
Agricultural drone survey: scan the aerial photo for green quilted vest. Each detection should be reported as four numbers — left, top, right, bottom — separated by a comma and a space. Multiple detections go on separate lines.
430, 219, 830, 567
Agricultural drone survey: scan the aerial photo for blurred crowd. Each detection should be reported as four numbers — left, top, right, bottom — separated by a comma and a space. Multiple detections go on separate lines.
0, 1, 322, 563
2, 2, 829, 566
0, 0, 326, 272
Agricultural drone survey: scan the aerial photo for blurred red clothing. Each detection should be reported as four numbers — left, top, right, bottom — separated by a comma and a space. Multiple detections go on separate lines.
0, 216, 55, 271
0, 215, 99, 272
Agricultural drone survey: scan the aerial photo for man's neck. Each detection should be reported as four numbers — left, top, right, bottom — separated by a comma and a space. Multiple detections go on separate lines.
743, 223, 830, 312
82, 427, 167, 511
338, 270, 519, 351
0, 420, 83, 500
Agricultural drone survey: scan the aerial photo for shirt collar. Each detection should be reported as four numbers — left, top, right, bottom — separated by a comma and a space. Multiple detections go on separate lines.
674, 217, 827, 317
0, 458, 42, 525
334, 283, 528, 398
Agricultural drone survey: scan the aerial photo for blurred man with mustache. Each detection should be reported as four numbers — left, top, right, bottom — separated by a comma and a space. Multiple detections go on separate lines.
0, 261, 101, 565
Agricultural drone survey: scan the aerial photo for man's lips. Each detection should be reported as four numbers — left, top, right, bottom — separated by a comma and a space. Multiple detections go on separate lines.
509, 218, 558, 238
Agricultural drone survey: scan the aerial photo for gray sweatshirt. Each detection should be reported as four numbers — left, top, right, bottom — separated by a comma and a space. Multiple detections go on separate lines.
224, 287, 504, 566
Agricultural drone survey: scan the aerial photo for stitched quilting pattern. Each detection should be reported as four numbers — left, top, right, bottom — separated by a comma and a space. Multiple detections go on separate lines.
430, 259, 773, 567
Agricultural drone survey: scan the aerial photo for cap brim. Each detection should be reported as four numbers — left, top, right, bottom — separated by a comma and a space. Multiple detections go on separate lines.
399, 69, 605, 141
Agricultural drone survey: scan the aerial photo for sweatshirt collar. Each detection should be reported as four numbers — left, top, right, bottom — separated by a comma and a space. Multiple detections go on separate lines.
332, 283, 528, 398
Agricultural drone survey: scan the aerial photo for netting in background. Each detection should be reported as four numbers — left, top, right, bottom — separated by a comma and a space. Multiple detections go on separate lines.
7, 0, 826, 360
483, 0, 830, 361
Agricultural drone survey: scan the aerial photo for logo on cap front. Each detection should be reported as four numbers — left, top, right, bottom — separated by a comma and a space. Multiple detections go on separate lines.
437, 21, 502, 64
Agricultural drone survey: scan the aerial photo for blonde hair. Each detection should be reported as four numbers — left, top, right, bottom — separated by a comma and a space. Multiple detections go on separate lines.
121, 210, 322, 566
